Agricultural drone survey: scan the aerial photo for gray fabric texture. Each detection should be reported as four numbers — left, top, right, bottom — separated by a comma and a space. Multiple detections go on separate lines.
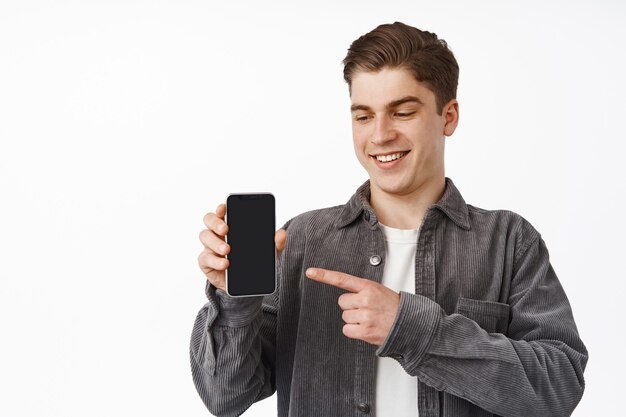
190, 177, 588, 417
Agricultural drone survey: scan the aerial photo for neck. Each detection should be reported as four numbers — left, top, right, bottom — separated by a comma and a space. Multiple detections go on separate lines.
369, 175, 446, 230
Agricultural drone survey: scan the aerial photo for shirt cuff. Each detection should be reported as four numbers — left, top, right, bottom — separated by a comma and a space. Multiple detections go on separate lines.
375, 291, 443, 373
207, 283, 264, 327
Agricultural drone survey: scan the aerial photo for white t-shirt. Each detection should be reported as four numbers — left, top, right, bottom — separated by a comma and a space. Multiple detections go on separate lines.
375, 222, 419, 417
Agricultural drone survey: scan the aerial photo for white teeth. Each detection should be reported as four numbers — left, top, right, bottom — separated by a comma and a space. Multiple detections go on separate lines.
375, 152, 406, 162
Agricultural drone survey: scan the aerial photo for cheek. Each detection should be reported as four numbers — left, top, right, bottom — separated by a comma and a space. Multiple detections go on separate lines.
352, 138, 370, 168
352, 140, 366, 162
352, 127, 368, 152
404, 120, 441, 145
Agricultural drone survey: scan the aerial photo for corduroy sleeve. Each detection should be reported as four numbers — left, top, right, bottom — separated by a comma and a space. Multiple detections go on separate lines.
189, 219, 292, 417
376, 224, 588, 417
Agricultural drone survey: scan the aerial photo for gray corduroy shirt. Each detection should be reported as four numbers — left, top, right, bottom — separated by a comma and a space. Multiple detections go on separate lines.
190, 177, 588, 417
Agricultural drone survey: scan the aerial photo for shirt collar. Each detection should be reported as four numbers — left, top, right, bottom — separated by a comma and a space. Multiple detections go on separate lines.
334, 177, 471, 230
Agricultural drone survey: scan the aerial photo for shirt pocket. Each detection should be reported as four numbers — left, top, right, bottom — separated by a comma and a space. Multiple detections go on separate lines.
456, 297, 510, 334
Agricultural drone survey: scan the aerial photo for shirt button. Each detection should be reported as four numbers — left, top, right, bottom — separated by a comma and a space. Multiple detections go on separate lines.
390, 353, 404, 360
369, 255, 381, 266
356, 402, 370, 413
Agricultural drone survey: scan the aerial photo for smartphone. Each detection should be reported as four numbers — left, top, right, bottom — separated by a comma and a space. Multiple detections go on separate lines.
225, 193, 276, 297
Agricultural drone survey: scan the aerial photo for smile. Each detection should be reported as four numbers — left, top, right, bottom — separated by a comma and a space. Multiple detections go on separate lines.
372, 151, 409, 162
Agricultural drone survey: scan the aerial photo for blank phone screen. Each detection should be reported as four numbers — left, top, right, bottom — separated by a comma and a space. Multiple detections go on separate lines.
226, 194, 276, 296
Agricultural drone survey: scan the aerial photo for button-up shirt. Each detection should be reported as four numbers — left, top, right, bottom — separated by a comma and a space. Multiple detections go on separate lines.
190, 177, 588, 417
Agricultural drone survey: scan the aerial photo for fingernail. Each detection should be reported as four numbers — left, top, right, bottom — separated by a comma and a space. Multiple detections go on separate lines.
306, 268, 317, 277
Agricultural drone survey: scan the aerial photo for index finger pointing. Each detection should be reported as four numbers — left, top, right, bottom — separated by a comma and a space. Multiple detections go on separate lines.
305, 268, 367, 293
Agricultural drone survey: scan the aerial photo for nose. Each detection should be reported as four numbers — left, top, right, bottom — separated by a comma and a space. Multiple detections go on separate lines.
370, 114, 397, 145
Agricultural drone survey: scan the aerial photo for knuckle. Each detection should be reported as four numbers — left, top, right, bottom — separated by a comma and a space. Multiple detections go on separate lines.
198, 228, 209, 243
198, 251, 211, 269
362, 310, 374, 323
203, 212, 215, 227
210, 217, 224, 232
362, 291, 375, 305
198, 251, 211, 265
359, 310, 368, 322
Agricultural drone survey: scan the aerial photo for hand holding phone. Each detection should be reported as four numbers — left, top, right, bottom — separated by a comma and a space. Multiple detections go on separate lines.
198, 196, 287, 296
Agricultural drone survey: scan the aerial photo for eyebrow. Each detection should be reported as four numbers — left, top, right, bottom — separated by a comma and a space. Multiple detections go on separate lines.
350, 95, 424, 112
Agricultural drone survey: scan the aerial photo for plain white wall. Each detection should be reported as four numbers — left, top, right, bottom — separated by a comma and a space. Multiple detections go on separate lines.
1, 0, 624, 415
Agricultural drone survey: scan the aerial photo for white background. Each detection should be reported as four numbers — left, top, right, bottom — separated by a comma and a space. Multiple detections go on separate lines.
1, 1, 624, 416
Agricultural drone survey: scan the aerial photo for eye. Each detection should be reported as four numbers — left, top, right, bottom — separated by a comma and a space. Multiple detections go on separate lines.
395, 111, 415, 118
354, 115, 371, 122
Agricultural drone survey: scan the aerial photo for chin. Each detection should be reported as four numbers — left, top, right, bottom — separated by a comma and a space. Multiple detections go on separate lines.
371, 176, 410, 194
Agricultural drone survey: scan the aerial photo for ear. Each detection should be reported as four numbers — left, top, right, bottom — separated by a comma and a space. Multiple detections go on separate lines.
442, 99, 459, 137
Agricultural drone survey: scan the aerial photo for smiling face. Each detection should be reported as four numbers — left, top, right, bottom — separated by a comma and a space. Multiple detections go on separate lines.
350, 66, 459, 199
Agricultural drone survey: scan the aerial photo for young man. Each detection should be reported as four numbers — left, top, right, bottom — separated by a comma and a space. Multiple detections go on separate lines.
191, 22, 588, 417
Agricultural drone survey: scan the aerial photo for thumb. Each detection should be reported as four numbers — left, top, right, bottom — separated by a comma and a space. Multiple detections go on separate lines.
275, 228, 287, 258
